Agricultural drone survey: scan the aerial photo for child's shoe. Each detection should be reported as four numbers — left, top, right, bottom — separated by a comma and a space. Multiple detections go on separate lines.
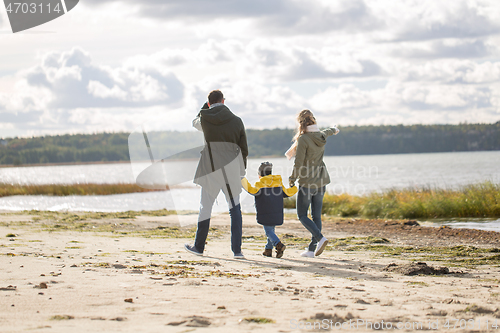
262, 249, 272, 257
275, 242, 286, 258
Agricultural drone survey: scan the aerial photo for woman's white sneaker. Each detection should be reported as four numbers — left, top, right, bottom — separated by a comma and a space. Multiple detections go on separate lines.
314, 237, 328, 256
300, 250, 314, 258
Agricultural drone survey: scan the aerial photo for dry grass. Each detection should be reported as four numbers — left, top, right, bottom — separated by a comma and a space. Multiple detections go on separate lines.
284, 181, 500, 219
0, 183, 165, 197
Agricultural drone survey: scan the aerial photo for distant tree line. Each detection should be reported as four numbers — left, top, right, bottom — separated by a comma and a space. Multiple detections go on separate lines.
248, 122, 500, 156
323, 122, 500, 155
0, 122, 499, 166
0, 133, 130, 165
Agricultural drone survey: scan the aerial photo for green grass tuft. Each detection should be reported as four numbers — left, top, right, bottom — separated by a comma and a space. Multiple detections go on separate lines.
50, 315, 74, 320
242, 317, 275, 324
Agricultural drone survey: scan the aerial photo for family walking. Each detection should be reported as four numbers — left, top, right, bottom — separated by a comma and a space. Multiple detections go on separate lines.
185, 90, 339, 259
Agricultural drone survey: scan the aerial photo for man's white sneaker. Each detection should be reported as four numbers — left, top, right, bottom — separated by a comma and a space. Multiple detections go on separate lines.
314, 237, 328, 256
300, 250, 314, 258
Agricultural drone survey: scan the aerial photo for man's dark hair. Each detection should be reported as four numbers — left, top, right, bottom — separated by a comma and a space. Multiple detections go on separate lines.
258, 162, 273, 177
208, 90, 224, 105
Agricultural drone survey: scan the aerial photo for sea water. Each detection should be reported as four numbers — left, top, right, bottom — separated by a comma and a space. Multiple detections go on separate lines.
1, 151, 499, 230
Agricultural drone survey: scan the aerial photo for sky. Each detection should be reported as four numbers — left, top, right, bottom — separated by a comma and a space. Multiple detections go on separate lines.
1, 0, 500, 138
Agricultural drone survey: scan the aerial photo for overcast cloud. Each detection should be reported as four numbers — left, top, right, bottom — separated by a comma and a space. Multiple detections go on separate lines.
393, 40, 496, 59
393, 1, 500, 41
0, 0, 499, 138
86, 0, 382, 35
27, 48, 185, 109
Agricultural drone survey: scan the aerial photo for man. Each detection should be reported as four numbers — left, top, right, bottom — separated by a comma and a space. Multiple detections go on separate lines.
185, 89, 248, 258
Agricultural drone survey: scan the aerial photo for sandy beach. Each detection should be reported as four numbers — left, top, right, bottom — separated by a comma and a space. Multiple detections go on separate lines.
1, 211, 499, 332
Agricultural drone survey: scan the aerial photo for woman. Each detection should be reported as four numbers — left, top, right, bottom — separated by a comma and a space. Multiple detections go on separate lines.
287, 110, 339, 257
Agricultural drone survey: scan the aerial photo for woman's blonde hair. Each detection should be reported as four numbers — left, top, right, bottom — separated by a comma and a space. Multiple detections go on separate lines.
292, 109, 316, 142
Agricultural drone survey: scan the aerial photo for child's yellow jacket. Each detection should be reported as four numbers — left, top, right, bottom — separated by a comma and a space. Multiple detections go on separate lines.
242, 175, 298, 226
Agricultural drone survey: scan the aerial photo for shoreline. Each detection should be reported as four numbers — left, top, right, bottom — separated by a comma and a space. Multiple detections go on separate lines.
0, 207, 500, 233
0, 160, 132, 168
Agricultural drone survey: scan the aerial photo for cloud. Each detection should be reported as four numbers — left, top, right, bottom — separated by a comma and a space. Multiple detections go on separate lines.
211, 79, 498, 129
80, 0, 500, 40
311, 84, 375, 112
393, 82, 493, 112
124, 39, 385, 82
399, 84, 492, 110
0, 110, 43, 124
394, 1, 500, 41
133, 0, 288, 19
124, 40, 245, 69
491, 84, 500, 111
21, 47, 184, 109
0, 47, 188, 137
400, 60, 500, 84
258, 0, 381, 35
284, 51, 382, 80
186, 78, 306, 129
240, 41, 384, 81
393, 39, 496, 59
2, 74, 499, 137
307, 80, 498, 127
3, 17, 500, 140
84, 0, 381, 35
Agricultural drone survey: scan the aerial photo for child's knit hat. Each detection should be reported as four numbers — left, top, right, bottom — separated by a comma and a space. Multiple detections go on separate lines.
258, 162, 273, 177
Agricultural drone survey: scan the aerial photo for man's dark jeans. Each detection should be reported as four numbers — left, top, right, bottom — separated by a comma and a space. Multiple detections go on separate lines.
194, 188, 242, 254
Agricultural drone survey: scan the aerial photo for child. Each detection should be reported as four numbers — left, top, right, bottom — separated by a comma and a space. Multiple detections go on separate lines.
242, 162, 298, 258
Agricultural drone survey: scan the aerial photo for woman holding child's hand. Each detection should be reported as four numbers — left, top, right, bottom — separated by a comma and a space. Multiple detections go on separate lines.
287, 110, 339, 258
